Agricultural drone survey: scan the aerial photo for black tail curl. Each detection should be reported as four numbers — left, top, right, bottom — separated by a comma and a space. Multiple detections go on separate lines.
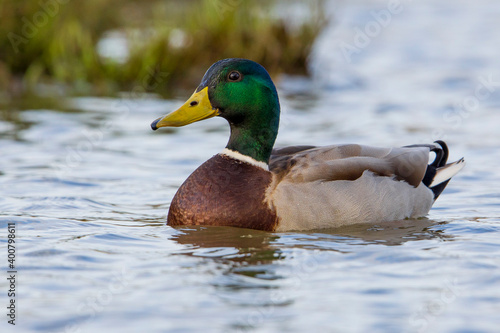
422, 140, 451, 199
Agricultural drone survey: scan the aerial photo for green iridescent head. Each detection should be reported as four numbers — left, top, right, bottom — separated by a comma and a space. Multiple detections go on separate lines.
151, 58, 280, 164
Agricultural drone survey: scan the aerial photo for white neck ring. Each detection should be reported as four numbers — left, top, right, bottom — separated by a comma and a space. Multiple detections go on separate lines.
221, 148, 269, 171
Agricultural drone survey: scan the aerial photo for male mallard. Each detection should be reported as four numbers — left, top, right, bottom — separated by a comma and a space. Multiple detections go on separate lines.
151, 58, 465, 231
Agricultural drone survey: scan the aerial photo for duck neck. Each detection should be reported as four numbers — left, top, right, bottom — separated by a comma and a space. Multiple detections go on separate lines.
225, 111, 279, 165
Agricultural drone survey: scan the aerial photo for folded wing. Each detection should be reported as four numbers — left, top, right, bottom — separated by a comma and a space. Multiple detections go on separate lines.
270, 144, 431, 187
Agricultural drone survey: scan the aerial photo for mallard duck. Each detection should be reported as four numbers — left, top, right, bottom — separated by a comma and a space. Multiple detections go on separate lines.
151, 58, 465, 231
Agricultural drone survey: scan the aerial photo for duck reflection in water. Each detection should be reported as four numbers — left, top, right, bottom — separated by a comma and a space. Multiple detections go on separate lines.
170, 218, 452, 264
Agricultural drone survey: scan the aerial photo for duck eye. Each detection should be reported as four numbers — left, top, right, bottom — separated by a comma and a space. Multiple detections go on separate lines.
228, 71, 242, 81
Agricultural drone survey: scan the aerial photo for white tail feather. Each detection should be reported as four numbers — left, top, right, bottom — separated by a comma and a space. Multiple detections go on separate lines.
430, 158, 465, 187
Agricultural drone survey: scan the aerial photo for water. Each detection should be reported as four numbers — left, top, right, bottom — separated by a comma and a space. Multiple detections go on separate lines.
2, 0, 500, 332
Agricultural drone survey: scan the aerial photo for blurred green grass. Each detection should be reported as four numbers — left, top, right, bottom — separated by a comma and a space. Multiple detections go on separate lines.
0, 0, 326, 101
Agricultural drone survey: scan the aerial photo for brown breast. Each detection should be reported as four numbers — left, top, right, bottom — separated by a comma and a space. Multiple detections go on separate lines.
167, 154, 278, 231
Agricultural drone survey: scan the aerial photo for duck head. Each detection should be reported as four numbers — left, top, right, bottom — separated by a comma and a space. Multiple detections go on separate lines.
151, 58, 280, 164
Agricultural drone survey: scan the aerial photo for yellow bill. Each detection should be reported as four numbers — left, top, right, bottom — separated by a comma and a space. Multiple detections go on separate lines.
151, 87, 219, 130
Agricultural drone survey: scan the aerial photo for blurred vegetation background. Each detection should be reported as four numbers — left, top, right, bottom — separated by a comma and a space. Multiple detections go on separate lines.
0, 0, 326, 103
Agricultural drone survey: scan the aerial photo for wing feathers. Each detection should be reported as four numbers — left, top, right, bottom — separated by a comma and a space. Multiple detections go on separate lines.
288, 157, 394, 183
270, 144, 431, 187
